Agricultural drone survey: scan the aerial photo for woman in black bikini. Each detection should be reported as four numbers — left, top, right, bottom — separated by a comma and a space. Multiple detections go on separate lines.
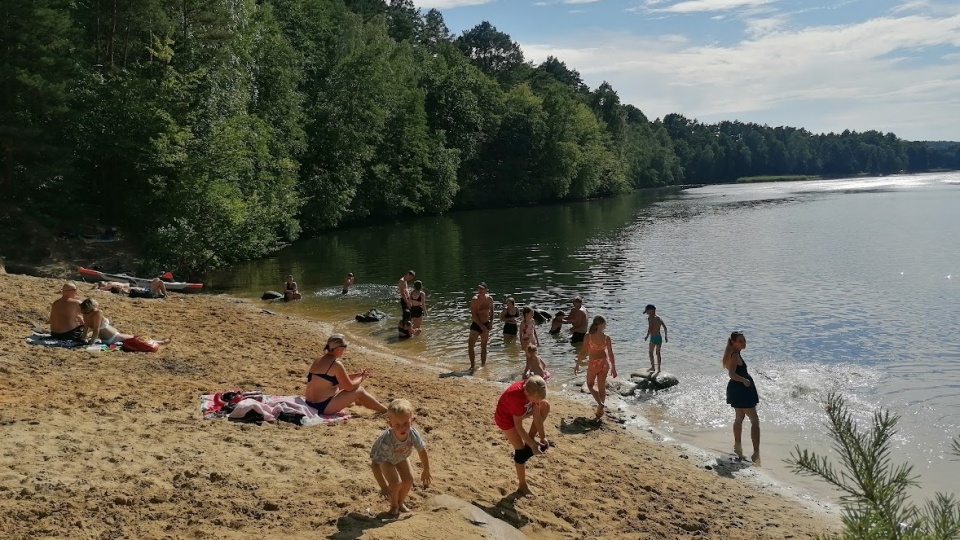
722, 331, 760, 464
408, 280, 426, 329
499, 297, 520, 341
304, 334, 388, 415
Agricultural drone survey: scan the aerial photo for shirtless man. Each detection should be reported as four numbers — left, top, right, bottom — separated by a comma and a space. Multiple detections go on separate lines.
50, 282, 85, 341
564, 296, 588, 344
398, 270, 415, 314
468, 282, 495, 371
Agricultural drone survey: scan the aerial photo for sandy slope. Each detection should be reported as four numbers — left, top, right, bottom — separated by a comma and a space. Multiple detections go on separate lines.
0, 272, 836, 539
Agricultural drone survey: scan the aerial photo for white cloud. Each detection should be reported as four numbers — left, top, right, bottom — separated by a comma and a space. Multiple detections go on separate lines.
564, 0, 603, 4
413, 0, 493, 8
646, 0, 779, 14
521, 10, 960, 139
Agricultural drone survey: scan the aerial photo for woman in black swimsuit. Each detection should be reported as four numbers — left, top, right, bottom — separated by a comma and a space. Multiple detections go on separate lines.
304, 334, 388, 415
500, 297, 520, 340
408, 280, 426, 329
722, 331, 760, 464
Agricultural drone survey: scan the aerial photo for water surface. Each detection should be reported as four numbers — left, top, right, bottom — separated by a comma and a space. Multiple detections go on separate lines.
209, 173, 960, 500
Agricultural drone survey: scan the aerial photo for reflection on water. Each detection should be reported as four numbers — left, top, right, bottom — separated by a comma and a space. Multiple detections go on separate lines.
210, 173, 960, 499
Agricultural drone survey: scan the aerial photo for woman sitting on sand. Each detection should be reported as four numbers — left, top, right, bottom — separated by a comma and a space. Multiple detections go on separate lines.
79, 298, 171, 347
304, 334, 388, 415
574, 315, 618, 419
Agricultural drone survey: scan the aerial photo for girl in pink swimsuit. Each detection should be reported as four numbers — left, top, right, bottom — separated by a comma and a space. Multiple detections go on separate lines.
574, 315, 618, 419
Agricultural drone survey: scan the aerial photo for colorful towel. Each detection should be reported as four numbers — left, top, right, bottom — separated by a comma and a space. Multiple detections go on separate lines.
25, 333, 119, 351
200, 392, 349, 426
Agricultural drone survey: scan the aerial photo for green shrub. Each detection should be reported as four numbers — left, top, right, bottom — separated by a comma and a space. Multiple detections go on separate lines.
787, 392, 960, 539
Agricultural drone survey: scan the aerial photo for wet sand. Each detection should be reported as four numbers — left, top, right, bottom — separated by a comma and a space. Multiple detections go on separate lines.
0, 272, 838, 539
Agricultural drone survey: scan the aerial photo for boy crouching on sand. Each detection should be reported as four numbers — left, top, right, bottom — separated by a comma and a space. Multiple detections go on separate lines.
370, 399, 431, 516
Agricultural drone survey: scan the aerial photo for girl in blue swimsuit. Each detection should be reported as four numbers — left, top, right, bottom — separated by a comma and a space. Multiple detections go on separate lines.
304, 334, 388, 415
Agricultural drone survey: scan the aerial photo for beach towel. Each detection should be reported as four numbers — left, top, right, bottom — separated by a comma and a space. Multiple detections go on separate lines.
200, 392, 349, 426
25, 333, 119, 351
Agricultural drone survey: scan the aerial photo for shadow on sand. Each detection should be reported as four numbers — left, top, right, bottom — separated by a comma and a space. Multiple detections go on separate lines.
472, 491, 529, 531
330, 511, 409, 539
559, 416, 604, 435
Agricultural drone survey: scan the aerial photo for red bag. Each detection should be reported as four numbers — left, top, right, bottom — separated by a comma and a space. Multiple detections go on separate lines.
121, 336, 160, 353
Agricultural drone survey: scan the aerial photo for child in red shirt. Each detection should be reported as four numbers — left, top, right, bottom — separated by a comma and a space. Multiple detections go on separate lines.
494, 376, 549, 496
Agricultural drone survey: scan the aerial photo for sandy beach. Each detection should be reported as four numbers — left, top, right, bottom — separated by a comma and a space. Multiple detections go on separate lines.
0, 272, 838, 539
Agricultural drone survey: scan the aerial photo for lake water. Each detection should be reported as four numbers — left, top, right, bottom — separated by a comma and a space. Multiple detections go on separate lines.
208, 172, 960, 501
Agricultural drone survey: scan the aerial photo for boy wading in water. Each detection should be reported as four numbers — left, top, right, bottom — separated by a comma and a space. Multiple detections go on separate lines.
370, 399, 431, 516
643, 304, 668, 374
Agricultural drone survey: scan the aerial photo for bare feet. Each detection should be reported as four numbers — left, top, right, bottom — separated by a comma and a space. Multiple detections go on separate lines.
595, 404, 605, 419
750, 452, 761, 466
733, 444, 744, 459
517, 484, 535, 497
388, 506, 400, 517
399, 502, 411, 513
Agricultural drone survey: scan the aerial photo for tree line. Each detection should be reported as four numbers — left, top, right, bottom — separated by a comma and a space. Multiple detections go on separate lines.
2, 0, 957, 274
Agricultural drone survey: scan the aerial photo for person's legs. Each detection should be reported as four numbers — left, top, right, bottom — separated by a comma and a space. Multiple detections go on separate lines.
380, 461, 401, 515
468, 330, 479, 370
502, 427, 532, 495
323, 387, 388, 414
745, 407, 761, 463
371, 461, 390, 499
413, 317, 422, 329
395, 458, 414, 511
596, 368, 608, 417
733, 408, 747, 457
648, 342, 656, 371
480, 329, 490, 366
586, 366, 604, 418
654, 344, 663, 371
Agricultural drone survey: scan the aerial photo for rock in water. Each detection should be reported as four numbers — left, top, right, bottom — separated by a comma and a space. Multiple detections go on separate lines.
355, 309, 387, 323
630, 371, 680, 392
357, 494, 529, 539
261, 291, 283, 300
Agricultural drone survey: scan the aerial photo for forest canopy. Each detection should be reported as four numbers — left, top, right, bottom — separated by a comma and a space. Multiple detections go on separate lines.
2, 0, 957, 274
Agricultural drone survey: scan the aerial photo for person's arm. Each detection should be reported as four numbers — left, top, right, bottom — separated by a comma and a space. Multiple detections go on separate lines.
422, 293, 427, 317
513, 414, 542, 454
499, 308, 507, 322
331, 362, 369, 391
84, 313, 101, 344
470, 300, 484, 326
607, 336, 618, 378
644, 320, 650, 340
725, 356, 750, 385
417, 447, 431, 487
661, 319, 668, 342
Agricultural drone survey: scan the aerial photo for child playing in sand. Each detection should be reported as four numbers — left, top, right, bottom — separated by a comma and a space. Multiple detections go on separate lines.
494, 376, 549, 496
548, 310, 564, 335
519, 306, 539, 350
370, 399, 432, 516
522, 344, 549, 381
643, 304, 668, 374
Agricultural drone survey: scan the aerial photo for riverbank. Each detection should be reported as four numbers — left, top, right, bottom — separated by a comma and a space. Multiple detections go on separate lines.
0, 272, 838, 539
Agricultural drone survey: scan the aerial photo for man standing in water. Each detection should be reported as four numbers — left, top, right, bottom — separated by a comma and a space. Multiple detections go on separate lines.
565, 296, 588, 345
398, 270, 415, 315
50, 282, 85, 341
468, 282, 494, 371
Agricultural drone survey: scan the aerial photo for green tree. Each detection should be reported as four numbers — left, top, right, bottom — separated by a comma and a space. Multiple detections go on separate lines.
788, 392, 960, 540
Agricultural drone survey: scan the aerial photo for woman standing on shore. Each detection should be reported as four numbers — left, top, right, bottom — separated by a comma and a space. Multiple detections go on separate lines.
723, 331, 760, 464
574, 315, 618, 420
304, 334, 388, 415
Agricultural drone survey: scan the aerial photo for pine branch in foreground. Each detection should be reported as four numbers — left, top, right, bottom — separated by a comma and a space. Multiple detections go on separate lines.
786, 392, 960, 540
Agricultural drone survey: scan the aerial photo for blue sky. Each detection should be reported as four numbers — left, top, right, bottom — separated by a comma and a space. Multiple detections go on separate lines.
412, 0, 960, 141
